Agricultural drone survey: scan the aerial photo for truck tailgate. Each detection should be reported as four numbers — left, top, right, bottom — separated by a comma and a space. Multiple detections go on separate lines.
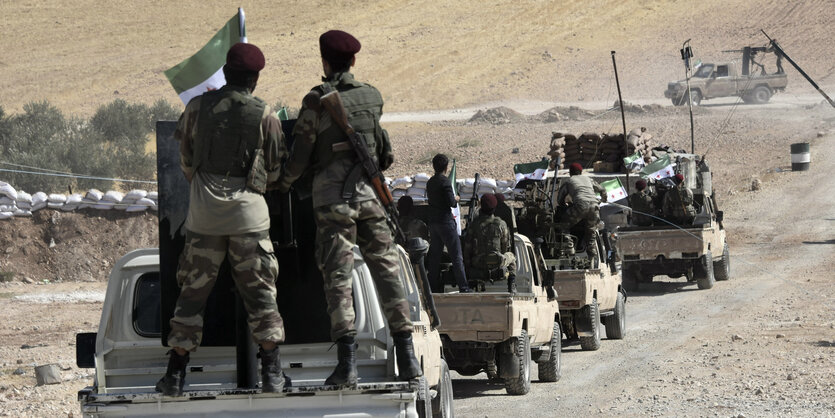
79, 382, 418, 417
553, 269, 591, 307
617, 227, 707, 260
434, 293, 513, 342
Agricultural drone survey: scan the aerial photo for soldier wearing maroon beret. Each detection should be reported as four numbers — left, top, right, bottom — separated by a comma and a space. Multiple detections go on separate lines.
663, 173, 696, 225
157, 42, 290, 396
276, 30, 418, 387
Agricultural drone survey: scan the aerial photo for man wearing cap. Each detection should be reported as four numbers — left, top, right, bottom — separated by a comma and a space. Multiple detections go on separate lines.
556, 163, 605, 262
662, 173, 696, 225
157, 43, 289, 396
464, 194, 517, 293
276, 30, 420, 387
629, 179, 657, 226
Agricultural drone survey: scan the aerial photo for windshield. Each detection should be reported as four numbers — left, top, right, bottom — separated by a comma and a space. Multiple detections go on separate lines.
693, 64, 714, 78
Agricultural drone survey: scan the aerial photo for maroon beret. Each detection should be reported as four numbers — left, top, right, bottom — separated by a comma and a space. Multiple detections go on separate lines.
481, 194, 498, 211
635, 179, 647, 190
494, 193, 506, 203
674, 173, 685, 183
319, 30, 361, 63
226, 43, 265, 73
569, 162, 583, 175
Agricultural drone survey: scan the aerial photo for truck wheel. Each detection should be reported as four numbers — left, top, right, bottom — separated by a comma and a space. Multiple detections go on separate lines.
579, 299, 602, 351
672, 96, 685, 106
689, 90, 702, 106
752, 86, 772, 104
504, 330, 531, 395
417, 376, 432, 418
603, 292, 626, 339
486, 361, 499, 381
696, 251, 716, 290
537, 322, 562, 382
713, 243, 731, 281
432, 360, 454, 418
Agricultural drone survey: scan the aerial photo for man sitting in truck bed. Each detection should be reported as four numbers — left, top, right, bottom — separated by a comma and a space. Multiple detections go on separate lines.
628, 179, 658, 226
463, 194, 517, 293
662, 173, 696, 225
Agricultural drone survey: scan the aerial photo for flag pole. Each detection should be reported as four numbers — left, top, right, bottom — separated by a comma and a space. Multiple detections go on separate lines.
611, 51, 630, 196
238, 8, 247, 43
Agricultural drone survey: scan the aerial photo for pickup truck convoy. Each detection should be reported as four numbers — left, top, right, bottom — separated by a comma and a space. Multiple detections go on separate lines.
75, 121, 453, 417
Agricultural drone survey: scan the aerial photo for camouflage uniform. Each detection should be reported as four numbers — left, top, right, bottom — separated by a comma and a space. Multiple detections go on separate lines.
629, 189, 657, 226
464, 213, 516, 281
556, 175, 604, 258
169, 85, 286, 351
402, 215, 430, 241
277, 72, 411, 341
662, 183, 696, 225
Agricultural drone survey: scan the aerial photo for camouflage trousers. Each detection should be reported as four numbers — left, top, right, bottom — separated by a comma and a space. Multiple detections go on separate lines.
468, 252, 517, 281
314, 200, 413, 341
561, 201, 600, 258
168, 229, 284, 351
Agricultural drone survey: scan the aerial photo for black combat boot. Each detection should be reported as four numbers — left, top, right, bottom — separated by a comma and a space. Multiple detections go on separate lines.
259, 346, 291, 392
325, 336, 358, 387
507, 274, 517, 295
393, 332, 422, 380
155, 349, 189, 396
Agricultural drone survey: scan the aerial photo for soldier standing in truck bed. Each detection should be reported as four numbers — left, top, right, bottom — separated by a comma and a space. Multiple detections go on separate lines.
556, 163, 604, 262
157, 43, 289, 397
629, 179, 657, 226
464, 194, 517, 293
275, 30, 421, 387
662, 173, 696, 225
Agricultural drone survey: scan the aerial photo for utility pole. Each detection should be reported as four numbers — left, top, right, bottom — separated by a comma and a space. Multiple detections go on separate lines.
611, 50, 630, 195
680, 40, 695, 153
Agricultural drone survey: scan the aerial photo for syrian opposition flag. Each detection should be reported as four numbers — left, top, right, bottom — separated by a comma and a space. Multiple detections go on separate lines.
600, 178, 628, 203
623, 152, 645, 171
640, 155, 675, 180
449, 159, 462, 235
164, 9, 247, 105
513, 160, 549, 183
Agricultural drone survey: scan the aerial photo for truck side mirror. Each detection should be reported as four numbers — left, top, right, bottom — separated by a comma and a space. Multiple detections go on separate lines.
76, 332, 97, 368
716, 211, 724, 223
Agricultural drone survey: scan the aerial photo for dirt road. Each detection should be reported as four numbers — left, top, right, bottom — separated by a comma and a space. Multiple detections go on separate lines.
451, 132, 835, 416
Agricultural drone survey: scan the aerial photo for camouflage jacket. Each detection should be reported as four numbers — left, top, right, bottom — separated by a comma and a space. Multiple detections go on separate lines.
557, 174, 604, 206
464, 213, 510, 267
629, 190, 657, 225
662, 184, 696, 219
277, 72, 392, 208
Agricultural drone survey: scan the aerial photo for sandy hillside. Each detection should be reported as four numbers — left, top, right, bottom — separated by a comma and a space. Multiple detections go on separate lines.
1, 0, 834, 116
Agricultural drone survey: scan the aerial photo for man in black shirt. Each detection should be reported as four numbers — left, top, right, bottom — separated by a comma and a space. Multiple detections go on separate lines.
426, 154, 470, 292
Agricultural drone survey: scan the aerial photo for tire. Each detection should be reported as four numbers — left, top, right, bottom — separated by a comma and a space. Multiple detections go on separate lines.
713, 243, 731, 281
504, 330, 531, 395
603, 292, 626, 340
696, 251, 715, 290
537, 322, 562, 382
417, 376, 432, 418
485, 361, 499, 381
672, 97, 685, 106
579, 299, 602, 351
432, 360, 454, 418
690, 90, 702, 106
751, 86, 772, 104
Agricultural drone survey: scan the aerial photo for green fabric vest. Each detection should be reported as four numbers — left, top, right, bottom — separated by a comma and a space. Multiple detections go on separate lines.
471, 215, 507, 265
193, 87, 266, 177
312, 73, 384, 171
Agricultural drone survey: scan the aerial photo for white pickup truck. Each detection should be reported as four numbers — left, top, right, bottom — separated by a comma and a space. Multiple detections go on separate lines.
76, 244, 452, 417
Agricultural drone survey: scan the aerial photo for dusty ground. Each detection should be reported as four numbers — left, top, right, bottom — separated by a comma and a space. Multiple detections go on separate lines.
1, 0, 835, 416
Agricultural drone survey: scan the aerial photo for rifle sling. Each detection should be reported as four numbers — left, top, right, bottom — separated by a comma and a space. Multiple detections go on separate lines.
342, 164, 364, 200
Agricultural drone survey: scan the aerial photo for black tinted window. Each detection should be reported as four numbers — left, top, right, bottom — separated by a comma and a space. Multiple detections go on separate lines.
133, 273, 161, 337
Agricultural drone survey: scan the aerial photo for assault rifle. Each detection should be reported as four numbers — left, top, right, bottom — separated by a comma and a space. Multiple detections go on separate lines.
317, 85, 407, 246
464, 173, 481, 234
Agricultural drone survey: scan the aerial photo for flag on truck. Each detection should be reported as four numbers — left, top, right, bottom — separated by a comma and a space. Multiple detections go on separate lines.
164, 9, 247, 105
623, 151, 645, 171
640, 155, 675, 180
513, 160, 549, 183
449, 159, 462, 235
600, 178, 627, 203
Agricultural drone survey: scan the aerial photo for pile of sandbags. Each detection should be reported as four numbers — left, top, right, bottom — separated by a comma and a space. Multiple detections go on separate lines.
0, 181, 160, 219
457, 177, 514, 202
626, 127, 654, 159
547, 133, 567, 169
545, 128, 654, 172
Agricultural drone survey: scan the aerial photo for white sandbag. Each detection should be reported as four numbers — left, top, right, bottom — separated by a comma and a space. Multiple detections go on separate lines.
94, 201, 115, 210
78, 198, 98, 210
0, 197, 14, 206
66, 194, 83, 205
391, 176, 412, 188
0, 182, 17, 200
477, 185, 497, 195
147, 191, 158, 200
462, 178, 475, 187
411, 180, 428, 190
135, 197, 156, 207
48, 193, 67, 203
31, 202, 47, 211
16, 201, 32, 210
496, 179, 516, 189
414, 173, 430, 182
85, 189, 103, 202
13, 209, 32, 217
47, 202, 64, 209
102, 191, 124, 203
16, 190, 32, 204
0, 204, 16, 212
392, 189, 407, 198
0, 212, 12, 220
124, 189, 148, 201
406, 186, 426, 197
125, 205, 149, 213
480, 177, 498, 189
32, 192, 48, 206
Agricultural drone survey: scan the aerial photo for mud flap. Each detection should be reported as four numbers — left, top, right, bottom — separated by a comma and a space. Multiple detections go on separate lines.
574, 305, 595, 337
497, 340, 520, 379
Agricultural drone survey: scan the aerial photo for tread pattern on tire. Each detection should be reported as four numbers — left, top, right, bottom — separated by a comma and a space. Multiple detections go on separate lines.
504, 329, 531, 395
713, 243, 730, 281
432, 360, 454, 418
603, 292, 626, 340
697, 250, 716, 289
537, 322, 562, 382
579, 299, 602, 351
